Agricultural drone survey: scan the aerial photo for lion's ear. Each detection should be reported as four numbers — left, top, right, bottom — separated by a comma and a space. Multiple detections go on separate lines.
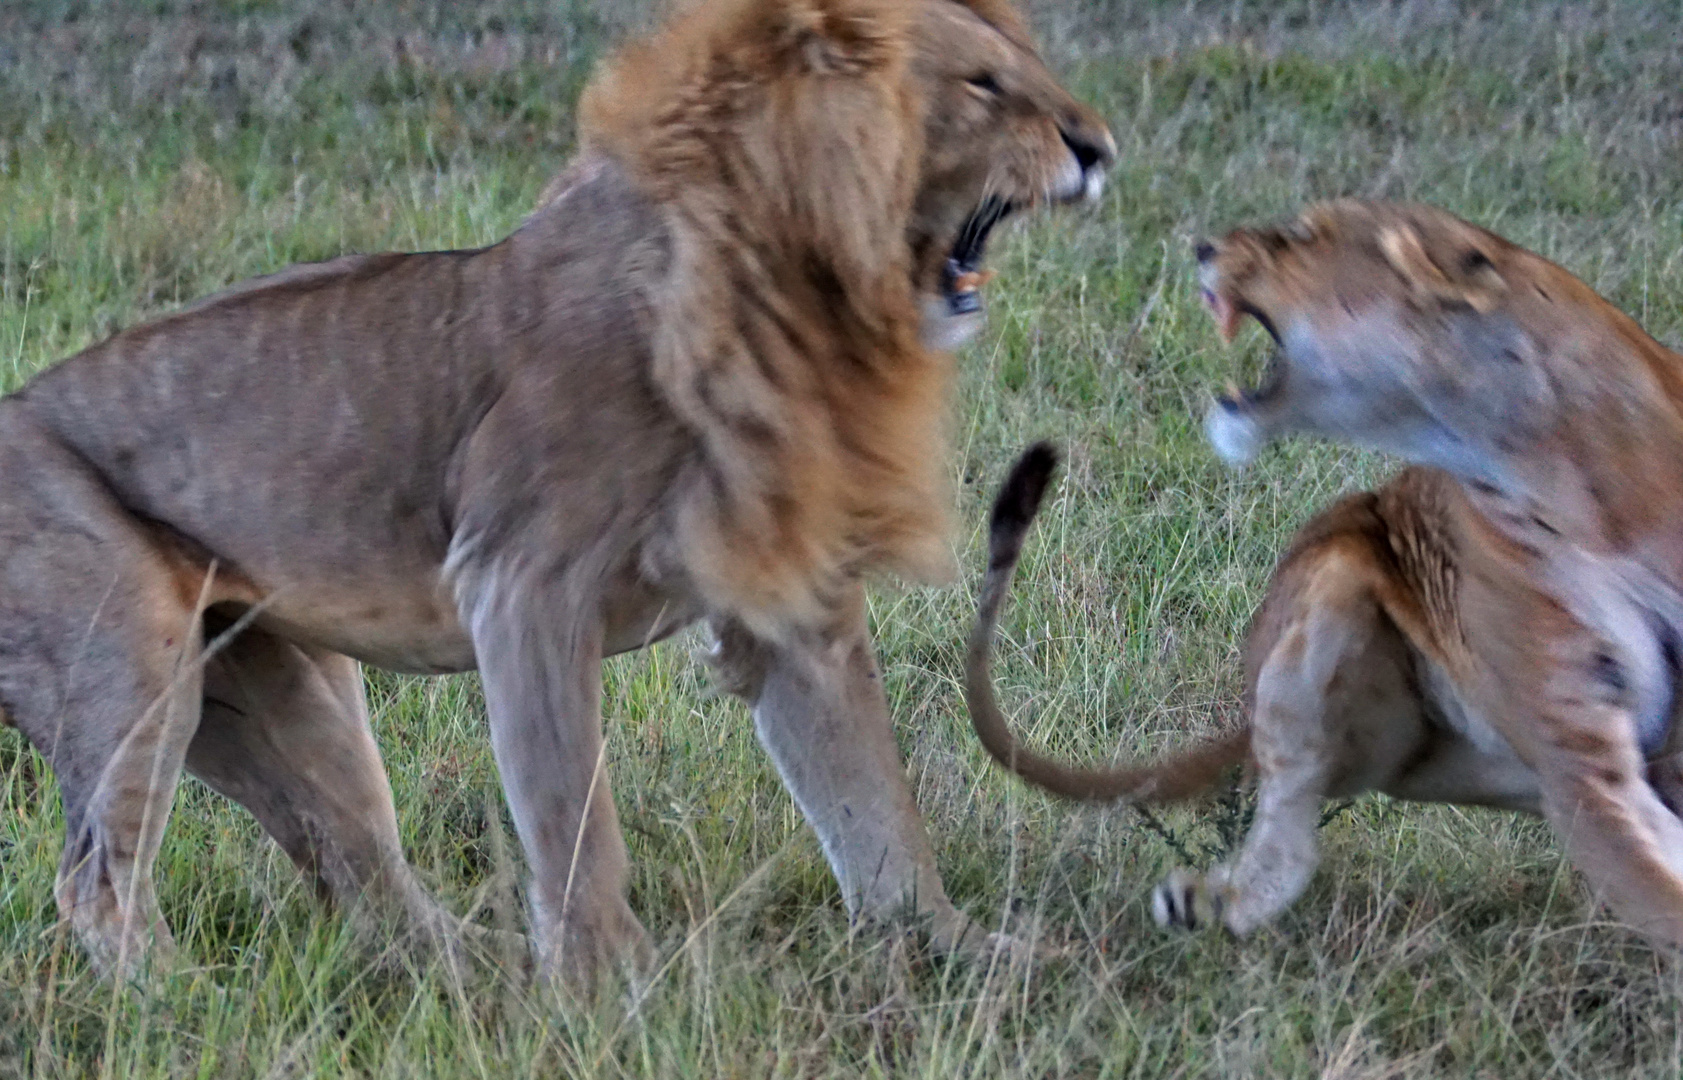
773, 0, 904, 76
1455, 247, 1507, 308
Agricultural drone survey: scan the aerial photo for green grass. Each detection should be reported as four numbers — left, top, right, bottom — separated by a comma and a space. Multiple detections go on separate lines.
6, 0, 1683, 1075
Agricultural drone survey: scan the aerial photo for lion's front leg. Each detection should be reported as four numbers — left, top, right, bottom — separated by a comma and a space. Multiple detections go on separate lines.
464, 576, 652, 990
714, 591, 1009, 959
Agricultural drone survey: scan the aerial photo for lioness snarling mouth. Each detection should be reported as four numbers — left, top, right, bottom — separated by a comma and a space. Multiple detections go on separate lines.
968, 201, 1683, 948
0, 0, 1111, 986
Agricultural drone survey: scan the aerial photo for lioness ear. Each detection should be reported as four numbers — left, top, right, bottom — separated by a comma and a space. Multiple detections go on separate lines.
1379, 225, 1452, 293
1456, 248, 1507, 308
1380, 225, 1504, 313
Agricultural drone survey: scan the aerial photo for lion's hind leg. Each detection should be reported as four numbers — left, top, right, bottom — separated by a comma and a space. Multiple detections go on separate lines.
44, 628, 204, 982
188, 626, 516, 970
1155, 540, 1427, 936
0, 438, 211, 979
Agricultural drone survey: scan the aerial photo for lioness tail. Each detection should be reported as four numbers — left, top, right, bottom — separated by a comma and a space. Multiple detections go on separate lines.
964, 443, 1251, 803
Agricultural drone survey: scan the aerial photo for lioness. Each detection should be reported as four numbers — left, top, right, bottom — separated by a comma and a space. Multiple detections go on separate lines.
0, 0, 1112, 984
966, 203, 1683, 948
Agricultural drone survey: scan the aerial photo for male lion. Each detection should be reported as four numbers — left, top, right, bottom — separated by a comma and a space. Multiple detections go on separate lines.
966, 203, 1683, 949
0, 0, 1112, 984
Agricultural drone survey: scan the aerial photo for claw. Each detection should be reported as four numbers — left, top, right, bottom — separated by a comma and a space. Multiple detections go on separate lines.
1152, 868, 1224, 932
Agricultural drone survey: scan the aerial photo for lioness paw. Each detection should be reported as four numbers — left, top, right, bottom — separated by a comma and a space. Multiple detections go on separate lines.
1151, 868, 1224, 932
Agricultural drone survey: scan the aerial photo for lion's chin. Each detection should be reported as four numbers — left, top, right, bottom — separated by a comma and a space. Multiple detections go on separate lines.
921, 294, 986, 351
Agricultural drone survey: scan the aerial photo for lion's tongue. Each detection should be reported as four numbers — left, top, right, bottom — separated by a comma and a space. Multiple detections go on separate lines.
1202, 288, 1243, 341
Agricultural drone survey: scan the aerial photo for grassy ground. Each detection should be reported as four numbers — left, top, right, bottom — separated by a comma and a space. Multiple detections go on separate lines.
6, 0, 1683, 1075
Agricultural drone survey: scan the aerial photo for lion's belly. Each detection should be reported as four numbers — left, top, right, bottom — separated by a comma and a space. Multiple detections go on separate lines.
1427, 652, 1676, 760
1419, 661, 1519, 759
1415, 613, 1676, 810
242, 569, 702, 674
244, 582, 477, 674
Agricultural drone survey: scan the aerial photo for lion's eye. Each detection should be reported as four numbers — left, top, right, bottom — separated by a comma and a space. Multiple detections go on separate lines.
966, 72, 1001, 95
1461, 250, 1494, 273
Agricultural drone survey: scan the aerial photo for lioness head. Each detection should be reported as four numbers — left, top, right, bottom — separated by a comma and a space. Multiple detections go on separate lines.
1196, 200, 1680, 505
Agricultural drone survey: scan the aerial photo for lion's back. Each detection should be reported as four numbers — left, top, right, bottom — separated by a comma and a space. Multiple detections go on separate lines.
6, 158, 675, 590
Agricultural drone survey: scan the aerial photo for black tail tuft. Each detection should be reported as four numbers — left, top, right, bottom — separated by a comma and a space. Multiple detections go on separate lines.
966, 440, 1249, 803
987, 442, 1059, 571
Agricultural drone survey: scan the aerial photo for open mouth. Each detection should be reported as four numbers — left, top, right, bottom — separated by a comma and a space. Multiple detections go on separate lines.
941, 195, 1014, 316
1202, 287, 1286, 407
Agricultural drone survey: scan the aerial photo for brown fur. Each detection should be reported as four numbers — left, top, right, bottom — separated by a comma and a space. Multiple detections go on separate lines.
0, 0, 1112, 985
1152, 200, 1683, 944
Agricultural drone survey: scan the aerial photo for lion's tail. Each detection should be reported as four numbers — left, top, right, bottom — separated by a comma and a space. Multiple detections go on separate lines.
964, 443, 1251, 804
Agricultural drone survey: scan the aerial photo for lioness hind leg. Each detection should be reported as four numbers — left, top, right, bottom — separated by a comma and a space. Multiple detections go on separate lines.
1155, 549, 1425, 936
188, 626, 511, 967
45, 632, 203, 981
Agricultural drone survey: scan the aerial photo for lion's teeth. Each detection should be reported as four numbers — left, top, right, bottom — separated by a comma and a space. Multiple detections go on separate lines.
1204, 291, 1241, 341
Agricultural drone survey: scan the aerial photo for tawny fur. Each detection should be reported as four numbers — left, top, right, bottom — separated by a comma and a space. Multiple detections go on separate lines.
0, 0, 1112, 986
971, 452, 1682, 941
1153, 200, 1683, 945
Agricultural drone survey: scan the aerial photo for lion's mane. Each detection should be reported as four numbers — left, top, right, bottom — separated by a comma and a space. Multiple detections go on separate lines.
577, 0, 957, 637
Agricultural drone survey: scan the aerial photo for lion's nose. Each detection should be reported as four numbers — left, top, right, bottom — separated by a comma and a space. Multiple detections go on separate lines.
1195, 241, 1218, 264
1058, 118, 1114, 203
1059, 119, 1115, 173
1060, 128, 1106, 172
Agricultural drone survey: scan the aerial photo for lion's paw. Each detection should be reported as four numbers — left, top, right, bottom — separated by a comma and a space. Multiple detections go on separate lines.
925, 908, 1060, 967
1151, 868, 1225, 932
